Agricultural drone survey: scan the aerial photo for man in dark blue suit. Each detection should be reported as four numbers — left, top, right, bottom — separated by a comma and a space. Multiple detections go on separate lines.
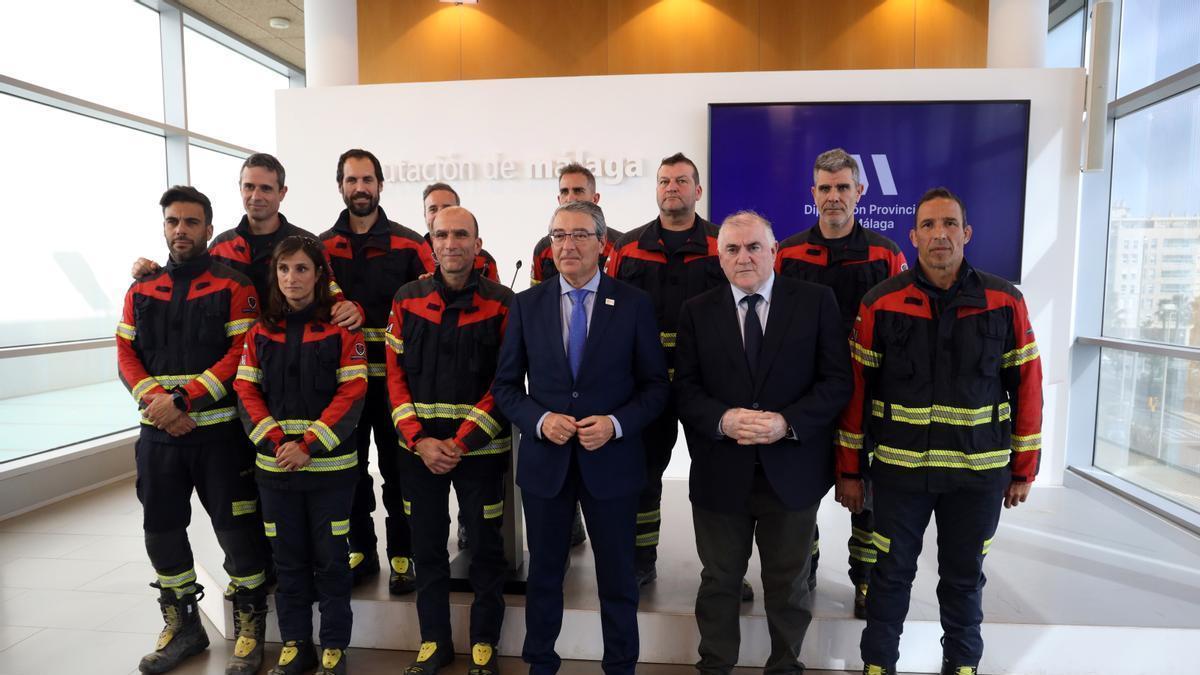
493, 200, 669, 675
675, 211, 853, 674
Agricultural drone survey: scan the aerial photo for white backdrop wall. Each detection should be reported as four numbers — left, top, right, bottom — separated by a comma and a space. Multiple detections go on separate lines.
277, 68, 1084, 485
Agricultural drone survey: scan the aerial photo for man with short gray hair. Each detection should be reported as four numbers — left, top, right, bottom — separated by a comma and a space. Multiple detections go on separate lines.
676, 209, 852, 674
494, 199, 669, 675
775, 148, 908, 613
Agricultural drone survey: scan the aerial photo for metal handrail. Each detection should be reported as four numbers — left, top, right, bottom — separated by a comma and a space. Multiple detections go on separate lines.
0, 337, 115, 360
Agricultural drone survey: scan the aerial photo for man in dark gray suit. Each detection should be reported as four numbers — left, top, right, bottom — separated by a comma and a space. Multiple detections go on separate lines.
674, 211, 853, 674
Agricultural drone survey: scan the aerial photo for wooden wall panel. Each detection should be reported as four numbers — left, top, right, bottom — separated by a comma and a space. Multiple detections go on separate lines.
914, 0, 989, 68
460, 1, 607, 80
605, 0, 759, 75
356, 0, 989, 84
759, 0, 916, 71
358, 1, 461, 83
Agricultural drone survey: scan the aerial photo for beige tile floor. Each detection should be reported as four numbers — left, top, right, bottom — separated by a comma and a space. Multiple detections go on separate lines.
0, 478, 888, 675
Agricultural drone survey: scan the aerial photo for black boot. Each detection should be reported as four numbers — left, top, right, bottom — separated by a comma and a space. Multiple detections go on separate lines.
941, 660, 979, 675
268, 640, 319, 675
225, 585, 268, 675
317, 647, 348, 675
138, 583, 210, 674
389, 556, 416, 595
862, 665, 895, 675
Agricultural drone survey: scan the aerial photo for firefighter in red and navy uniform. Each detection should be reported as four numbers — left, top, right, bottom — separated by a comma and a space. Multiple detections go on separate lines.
234, 235, 368, 675
131, 153, 362, 329
422, 182, 501, 282
775, 149, 908, 613
835, 189, 1042, 675
604, 153, 731, 592
117, 186, 267, 675
386, 207, 512, 675
320, 149, 436, 594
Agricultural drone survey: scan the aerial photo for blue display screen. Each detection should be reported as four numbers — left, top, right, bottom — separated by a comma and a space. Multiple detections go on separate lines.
708, 101, 1031, 282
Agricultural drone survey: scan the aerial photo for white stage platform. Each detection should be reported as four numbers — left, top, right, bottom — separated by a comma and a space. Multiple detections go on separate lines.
192, 475, 1200, 675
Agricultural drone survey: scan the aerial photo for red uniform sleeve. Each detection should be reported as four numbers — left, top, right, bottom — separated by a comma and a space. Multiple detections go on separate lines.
384, 301, 425, 449
604, 245, 622, 278
415, 239, 436, 277
835, 300, 882, 478
178, 281, 259, 412
301, 327, 368, 456
452, 309, 510, 454
1002, 297, 1043, 483
889, 249, 909, 277
234, 325, 286, 452
116, 285, 167, 406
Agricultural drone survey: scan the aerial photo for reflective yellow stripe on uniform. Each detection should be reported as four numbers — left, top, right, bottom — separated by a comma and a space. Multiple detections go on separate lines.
250, 416, 281, 445
231, 500, 257, 516
483, 501, 505, 520
131, 377, 157, 402
850, 340, 882, 368
236, 365, 263, 383
871, 532, 891, 553
850, 545, 878, 563
837, 429, 864, 450
155, 373, 197, 388
367, 363, 387, 377
636, 532, 659, 547
660, 332, 677, 348
403, 499, 412, 516
411, 402, 501, 437
264, 522, 277, 537
117, 322, 137, 341
1002, 341, 1039, 368
851, 527, 873, 544
386, 332, 404, 354
467, 436, 512, 456
225, 318, 255, 337
636, 509, 661, 525
256, 450, 358, 473
158, 568, 197, 589
328, 280, 343, 296
362, 328, 386, 342
142, 406, 237, 428
197, 369, 226, 401
336, 365, 368, 383
874, 444, 1012, 471
230, 571, 266, 589
391, 403, 417, 427
871, 401, 1010, 427
981, 536, 994, 555
330, 519, 350, 536
1011, 433, 1041, 453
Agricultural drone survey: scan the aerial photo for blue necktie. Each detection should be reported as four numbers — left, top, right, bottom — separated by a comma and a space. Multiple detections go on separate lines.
567, 288, 591, 379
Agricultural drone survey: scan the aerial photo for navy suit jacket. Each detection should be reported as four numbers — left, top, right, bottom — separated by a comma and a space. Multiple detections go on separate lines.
492, 273, 669, 501
674, 275, 853, 514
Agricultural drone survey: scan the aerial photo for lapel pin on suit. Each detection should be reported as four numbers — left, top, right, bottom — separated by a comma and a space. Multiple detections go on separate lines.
605, 298, 616, 306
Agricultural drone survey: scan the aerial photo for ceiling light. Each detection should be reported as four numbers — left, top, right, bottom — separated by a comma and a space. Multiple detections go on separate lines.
438, 0, 479, 4
268, 17, 291, 30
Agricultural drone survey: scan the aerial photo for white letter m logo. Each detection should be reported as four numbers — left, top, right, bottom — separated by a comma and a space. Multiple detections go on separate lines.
850, 154, 898, 197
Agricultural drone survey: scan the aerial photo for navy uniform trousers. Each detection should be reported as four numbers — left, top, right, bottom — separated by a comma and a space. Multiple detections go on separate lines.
259, 482, 357, 648
403, 451, 508, 646
136, 431, 265, 595
861, 482, 1004, 669
349, 378, 412, 561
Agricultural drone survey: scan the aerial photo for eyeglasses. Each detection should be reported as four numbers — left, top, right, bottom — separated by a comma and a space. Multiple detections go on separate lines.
549, 230, 598, 243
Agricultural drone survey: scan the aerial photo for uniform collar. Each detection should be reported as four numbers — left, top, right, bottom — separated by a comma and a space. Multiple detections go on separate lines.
164, 252, 213, 279
332, 206, 391, 237
638, 215, 711, 254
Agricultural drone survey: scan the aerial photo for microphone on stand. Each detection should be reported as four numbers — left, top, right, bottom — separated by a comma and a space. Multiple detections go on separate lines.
508, 259, 523, 289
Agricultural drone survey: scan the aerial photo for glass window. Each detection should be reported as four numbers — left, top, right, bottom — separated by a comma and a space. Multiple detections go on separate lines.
1102, 87, 1200, 345
184, 28, 288, 153
1046, 9, 1085, 68
0, 0, 163, 121
1117, 0, 1200, 97
189, 145, 248, 230
0, 350, 138, 463
0, 94, 166, 348
1094, 348, 1200, 513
